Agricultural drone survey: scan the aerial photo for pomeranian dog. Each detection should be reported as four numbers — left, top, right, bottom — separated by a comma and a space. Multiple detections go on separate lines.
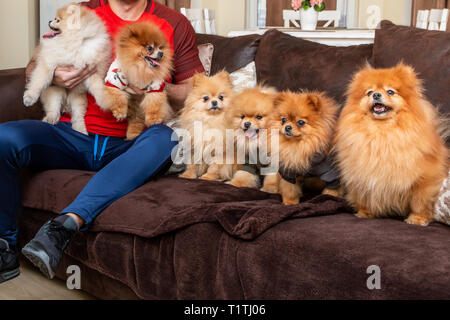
179, 71, 237, 181
23, 3, 115, 134
335, 63, 448, 226
105, 21, 174, 140
225, 86, 278, 189
266, 91, 340, 205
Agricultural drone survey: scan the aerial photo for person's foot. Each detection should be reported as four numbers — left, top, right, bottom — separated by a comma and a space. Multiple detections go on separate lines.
22, 215, 78, 279
0, 238, 20, 283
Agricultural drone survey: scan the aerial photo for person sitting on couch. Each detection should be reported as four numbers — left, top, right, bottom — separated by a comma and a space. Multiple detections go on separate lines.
0, 0, 204, 283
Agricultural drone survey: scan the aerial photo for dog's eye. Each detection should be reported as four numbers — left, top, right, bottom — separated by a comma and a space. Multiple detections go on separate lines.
203, 96, 209, 102
282, 118, 287, 124
256, 115, 263, 120
297, 120, 306, 127
218, 95, 224, 101
367, 90, 374, 96
241, 115, 245, 119
387, 89, 395, 96
56, 18, 60, 23
146, 45, 154, 53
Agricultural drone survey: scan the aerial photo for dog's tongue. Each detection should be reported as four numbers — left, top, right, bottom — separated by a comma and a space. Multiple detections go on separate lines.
149, 58, 161, 66
245, 128, 258, 139
43, 30, 60, 39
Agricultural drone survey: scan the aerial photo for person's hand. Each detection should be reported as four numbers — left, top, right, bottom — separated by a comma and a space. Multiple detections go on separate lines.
53, 66, 97, 89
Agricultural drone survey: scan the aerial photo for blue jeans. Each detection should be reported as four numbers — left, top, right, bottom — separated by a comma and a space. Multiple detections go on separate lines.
0, 120, 178, 246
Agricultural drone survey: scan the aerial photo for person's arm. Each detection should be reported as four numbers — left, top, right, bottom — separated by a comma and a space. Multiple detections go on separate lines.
168, 14, 205, 111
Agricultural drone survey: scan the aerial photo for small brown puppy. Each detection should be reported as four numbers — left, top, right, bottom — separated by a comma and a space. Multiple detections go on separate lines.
179, 72, 237, 181
335, 63, 448, 226
226, 86, 277, 189
105, 21, 173, 140
268, 91, 340, 205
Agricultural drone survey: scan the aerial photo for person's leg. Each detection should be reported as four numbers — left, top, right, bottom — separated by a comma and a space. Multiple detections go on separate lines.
23, 124, 177, 279
0, 120, 94, 283
63, 124, 178, 226
0, 121, 93, 246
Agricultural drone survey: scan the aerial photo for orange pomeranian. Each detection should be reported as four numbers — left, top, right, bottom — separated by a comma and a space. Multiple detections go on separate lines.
225, 86, 277, 189
104, 21, 173, 140
335, 63, 448, 226
267, 91, 340, 205
179, 71, 238, 181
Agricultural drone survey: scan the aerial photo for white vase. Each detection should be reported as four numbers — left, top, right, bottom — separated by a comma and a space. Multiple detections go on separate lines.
300, 7, 319, 31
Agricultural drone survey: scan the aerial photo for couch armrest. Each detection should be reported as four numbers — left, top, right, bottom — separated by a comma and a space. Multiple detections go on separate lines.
0, 68, 43, 123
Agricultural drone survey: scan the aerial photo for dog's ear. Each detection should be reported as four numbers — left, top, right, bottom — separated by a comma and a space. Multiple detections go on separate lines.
273, 92, 286, 108
305, 93, 321, 110
192, 72, 205, 88
215, 70, 233, 86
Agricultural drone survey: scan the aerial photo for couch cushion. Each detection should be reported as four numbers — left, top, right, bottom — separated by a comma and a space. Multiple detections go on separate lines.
0, 68, 43, 123
196, 33, 262, 75
372, 20, 450, 115
255, 29, 374, 105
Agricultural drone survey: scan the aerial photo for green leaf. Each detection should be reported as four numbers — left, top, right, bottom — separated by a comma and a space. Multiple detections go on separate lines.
314, 3, 325, 12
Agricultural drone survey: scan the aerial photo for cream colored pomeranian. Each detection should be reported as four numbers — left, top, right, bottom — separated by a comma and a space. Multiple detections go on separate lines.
23, 3, 119, 134
179, 72, 237, 181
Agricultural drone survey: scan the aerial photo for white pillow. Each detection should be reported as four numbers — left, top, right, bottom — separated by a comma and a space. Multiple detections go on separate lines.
435, 170, 450, 226
230, 61, 257, 92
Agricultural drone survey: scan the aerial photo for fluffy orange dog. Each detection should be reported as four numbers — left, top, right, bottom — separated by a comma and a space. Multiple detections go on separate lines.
335, 63, 448, 226
106, 22, 173, 140
267, 91, 339, 205
179, 72, 237, 181
226, 86, 277, 189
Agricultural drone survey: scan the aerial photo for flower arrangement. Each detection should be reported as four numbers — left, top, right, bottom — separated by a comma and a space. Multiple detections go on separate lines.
291, 0, 326, 12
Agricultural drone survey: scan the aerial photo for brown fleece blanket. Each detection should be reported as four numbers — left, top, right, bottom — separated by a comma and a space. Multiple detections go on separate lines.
20, 170, 352, 240
19, 170, 450, 299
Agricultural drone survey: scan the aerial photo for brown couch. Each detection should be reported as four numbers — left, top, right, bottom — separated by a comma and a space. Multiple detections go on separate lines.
1, 21, 449, 300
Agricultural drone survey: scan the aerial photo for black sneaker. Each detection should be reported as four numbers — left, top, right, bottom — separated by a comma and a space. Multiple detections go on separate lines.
0, 238, 20, 283
22, 215, 78, 279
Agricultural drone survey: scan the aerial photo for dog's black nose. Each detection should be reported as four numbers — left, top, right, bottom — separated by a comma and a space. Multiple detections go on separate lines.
285, 125, 293, 132
211, 100, 218, 107
157, 51, 164, 59
244, 122, 251, 129
373, 92, 382, 100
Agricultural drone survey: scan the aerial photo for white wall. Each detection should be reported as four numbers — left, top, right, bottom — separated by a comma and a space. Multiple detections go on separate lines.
193, 0, 246, 36
0, 0, 39, 70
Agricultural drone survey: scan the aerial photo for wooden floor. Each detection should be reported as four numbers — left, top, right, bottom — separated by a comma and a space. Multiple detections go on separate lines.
0, 260, 95, 300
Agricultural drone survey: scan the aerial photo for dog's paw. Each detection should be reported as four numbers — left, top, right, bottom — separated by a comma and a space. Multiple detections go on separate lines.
405, 214, 431, 227
72, 123, 88, 135
111, 105, 128, 121
200, 173, 220, 181
145, 113, 164, 127
179, 171, 197, 179
260, 185, 279, 194
23, 91, 39, 107
42, 113, 60, 125
282, 198, 300, 206
355, 210, 374, 219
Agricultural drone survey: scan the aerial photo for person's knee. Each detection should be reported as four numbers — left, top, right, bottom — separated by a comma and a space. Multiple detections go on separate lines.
0, 123, 24, 160
139, 124, 178, 147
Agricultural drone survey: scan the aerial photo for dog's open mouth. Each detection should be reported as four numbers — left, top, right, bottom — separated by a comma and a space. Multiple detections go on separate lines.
244, 128, 260, 139
144, 56, 161, 68
371, 103, 392, 116
43, 27, 61, 39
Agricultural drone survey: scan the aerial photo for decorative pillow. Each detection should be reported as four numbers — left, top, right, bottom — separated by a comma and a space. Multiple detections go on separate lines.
197, 43, 214, 76
196, 33, 262, 75
435, 171, 450, 226
255, 29, 374, 105
372, 20, 450, 118
230, 61, 257, 92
